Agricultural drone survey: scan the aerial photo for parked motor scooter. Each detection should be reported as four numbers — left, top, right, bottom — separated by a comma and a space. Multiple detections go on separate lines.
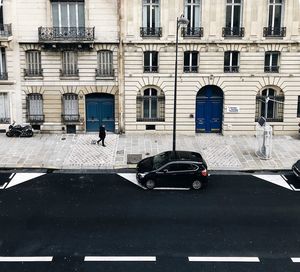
6, 122, 33, 137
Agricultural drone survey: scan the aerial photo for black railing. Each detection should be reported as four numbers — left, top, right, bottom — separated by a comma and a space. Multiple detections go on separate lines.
222, 27, 244, 37
224, 66, 239, 73
24, 68, 43, 77
264, 66, 279, 73
136, 117, 165, 122
62, 114, 80, 123
144, 66, 158, 73
184, 66, 198, 73
136, 95, 165, 122
26, 114, 45, 123
255, 95, 284, 122
0, 72, 8, 80
140, 27, 162, 37
0, 117, 10, 124
60, 69, 79, 77
263, 27, 286, 37
0, 24, 12, 37
182, 27, 203, 37
38, 27, 95, 42
95, 68, 115, 77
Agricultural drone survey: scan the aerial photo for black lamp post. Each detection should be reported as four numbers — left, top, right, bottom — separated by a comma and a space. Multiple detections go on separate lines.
173, 14, 189, 151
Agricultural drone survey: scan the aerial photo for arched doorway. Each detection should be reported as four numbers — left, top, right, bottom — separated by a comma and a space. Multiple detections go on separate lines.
85, 93, 115, 132
196, 85, 223, 133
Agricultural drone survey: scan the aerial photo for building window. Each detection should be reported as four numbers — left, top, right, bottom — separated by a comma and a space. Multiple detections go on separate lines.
144, 51, 158, 72
61, 51, 78, 77
224, 51, 239, 72
96, 50, 114, 77
141, 0, 161, 37
255, 88, 284, 122
0, 92, 10, 123
264, 51, 279, 73
264, 0, 285, 37
27, 93, 44, 122
297, 96, 300, 117
25, 50, 42, 77
52, 1, 85, 28
184, 51, 198, 72
137, 88, 165, 121
223, 0, 244, 37
183, 0, 203, 37
62, 93, 79, 122
0, 47, 7, 80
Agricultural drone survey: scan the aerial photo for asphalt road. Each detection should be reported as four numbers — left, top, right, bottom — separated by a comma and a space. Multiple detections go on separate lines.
0, 172, 299, 272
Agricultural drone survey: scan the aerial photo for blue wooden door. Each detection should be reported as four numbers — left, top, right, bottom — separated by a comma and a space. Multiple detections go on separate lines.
86, 94, 115, 132
196, 86, 223, 133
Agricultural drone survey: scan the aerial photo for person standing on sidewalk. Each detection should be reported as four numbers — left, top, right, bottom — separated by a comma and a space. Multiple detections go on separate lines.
97, 124, 106, 147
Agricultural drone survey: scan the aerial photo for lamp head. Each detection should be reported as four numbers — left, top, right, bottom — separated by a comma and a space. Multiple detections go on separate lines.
178, 14, 189, 28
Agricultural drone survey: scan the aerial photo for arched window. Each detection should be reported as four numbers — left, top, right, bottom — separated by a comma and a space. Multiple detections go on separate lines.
97, 50, 114, 77
62, 93, 79, 122
25, 50, 42, 77
137, 88, 165, 121
255, 88, 284, 122
26, 93, 44, 122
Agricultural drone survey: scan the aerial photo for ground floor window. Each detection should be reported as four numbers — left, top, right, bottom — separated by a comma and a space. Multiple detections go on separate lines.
0, 92, 10, 123
27, 93, 44, 122
62, 93, 79, 122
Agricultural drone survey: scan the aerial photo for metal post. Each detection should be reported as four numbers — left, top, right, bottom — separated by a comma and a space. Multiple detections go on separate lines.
262, 96, 269, 157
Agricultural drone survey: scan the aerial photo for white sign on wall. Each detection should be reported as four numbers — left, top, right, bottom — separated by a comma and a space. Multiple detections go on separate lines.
226, 106, 240, 113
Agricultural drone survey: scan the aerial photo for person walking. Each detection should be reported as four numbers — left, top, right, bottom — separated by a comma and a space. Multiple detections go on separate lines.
97, 124, 106, 147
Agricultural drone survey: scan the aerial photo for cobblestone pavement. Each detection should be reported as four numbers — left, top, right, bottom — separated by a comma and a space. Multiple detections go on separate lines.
0, 132, 299, 170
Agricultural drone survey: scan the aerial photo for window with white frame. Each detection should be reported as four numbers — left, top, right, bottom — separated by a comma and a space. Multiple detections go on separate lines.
225, 0, 243, 36
144, 51, 158, 72
25, 50, 42, 76
0, 47, 7, 79
224, 51, 239, 72
27, 93, 44, 122
184, 51, 198, 72
62, 93, 79, 121
97, 50, 114, 77
264, 51, 280, 72
61, 51, 78, 76
267, 0, 283, 35
184, 0, 201, 36
141, 0, 161, 36
136, 88, 165, 121
0, 92, 10, 123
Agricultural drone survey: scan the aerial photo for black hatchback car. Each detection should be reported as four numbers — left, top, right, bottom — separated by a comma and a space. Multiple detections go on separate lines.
136, 151, 208, 190
292, 160, 300, 179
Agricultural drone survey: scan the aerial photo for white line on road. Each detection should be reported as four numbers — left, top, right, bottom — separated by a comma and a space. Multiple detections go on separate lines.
0, 182, 7, 189
290, 184, 300, 192
84, 256, 156, 262
253, 174, 293, 190
291, 257, 300, 262
0, 257, 53, 262
188, 257, 260, 262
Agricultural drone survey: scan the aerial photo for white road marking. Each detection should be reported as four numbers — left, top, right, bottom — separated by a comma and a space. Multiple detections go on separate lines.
252, 174, 293, 190
84, 256, 156, 262
290, 184, 300, 191
117, 173, 146, 189
0, 256, 53, 262
9, 173, 15, 179
0, 182, 7, 189
291, 257, 300, 262
5, 173, 46, 189
188, 257, 260, 262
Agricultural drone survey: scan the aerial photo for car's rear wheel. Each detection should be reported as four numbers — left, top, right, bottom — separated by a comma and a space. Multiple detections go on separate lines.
145, 179, 155, 190
191, 179, 203, 190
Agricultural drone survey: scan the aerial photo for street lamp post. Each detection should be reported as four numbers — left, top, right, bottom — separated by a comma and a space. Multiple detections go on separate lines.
173, 14, 189, 151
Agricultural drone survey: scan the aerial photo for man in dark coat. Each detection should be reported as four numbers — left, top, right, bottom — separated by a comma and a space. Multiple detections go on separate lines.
97, 124, 106, 146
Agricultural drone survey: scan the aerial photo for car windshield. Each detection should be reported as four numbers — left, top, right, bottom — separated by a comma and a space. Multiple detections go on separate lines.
153, 152, 171, 170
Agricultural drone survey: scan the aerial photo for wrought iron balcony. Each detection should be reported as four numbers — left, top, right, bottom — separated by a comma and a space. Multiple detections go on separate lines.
95, 68, 115, 78
26, 114, 45, 123
61, 114, 80, 123
60, 69, 79, 78
222, 27, 244, 37
24, 68, 43, 77
224, 66, 239, 73
0, 24, 12, 37
140, 27, 162, 37
264, 66, 279, 73
263, 27, 286, 37
144, 66, 158, 73
184, 66, 198, 73
38, 27, 95, 42
182, 27, 203, 38
0, 72, 8, 80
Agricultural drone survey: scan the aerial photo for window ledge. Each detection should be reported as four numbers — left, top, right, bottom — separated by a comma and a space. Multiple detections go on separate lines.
24, 76, 44, 80
0, 80, 15, 85
95, 76, 115, 80
60, 76, 80, 80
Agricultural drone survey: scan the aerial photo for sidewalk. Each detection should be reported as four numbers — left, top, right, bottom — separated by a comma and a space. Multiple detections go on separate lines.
0, 133, 299, 171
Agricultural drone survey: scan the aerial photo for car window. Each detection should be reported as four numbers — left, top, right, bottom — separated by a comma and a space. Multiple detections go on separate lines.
165, 164, 178, 172
153, 152, 171, 170
175, 163, 196, 171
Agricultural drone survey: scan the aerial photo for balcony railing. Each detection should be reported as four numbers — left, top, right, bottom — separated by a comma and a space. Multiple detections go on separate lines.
24, 68, 43, 77
144, 66, 158, 73
264, 66, 279, 73
182, 27, 203, 38
0, 24, 12, 37
184, 66, 198, 73
61, 114, 80, 123
222, 27, 244, 37
263, 27, 286, 37
224, 66, 239, 73
140, 27, 162, 37
0, 72, 8, 80
95, 68, 115, 78
60, 69, 79, 77
38, 27, 95, 42
26, 114, 45, 123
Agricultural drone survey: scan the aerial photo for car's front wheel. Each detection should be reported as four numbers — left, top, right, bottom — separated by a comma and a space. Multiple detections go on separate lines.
191, 179, 203, 190
145, 179, 155, 190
